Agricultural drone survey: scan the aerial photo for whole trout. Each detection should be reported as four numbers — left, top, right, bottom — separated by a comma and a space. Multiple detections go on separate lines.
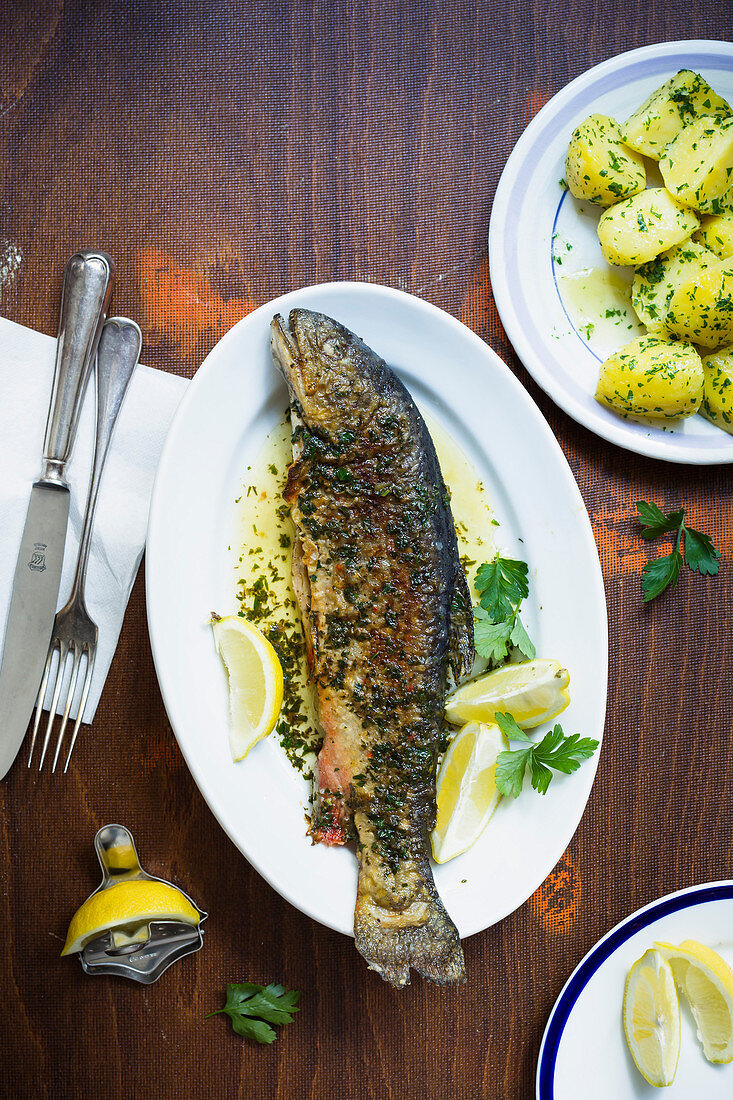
271, 309, 474, 987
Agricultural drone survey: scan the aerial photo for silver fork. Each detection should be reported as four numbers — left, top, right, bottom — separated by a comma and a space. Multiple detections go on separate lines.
28, 317, 142, 773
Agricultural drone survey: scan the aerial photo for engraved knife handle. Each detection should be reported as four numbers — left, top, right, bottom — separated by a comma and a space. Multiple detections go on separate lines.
40, 250, 115, 486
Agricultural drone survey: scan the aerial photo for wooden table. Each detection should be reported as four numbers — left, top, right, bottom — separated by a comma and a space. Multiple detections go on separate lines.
1, 3, 732, 1097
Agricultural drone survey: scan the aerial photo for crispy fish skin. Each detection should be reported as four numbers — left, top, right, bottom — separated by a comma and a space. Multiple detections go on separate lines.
271, 308, 473, 987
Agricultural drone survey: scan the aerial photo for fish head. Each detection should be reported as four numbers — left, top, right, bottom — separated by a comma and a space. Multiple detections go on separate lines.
271, 309, 383, 444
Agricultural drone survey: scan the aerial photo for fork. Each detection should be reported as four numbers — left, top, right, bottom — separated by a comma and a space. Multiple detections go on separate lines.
28, 317, 142, 773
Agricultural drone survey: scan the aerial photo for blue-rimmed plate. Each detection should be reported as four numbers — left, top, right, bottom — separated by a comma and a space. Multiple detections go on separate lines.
537, 882, 733, 1098
489, 41, 733, 465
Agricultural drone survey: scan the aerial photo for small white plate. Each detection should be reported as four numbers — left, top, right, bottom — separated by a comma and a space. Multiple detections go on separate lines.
489, 40, 733, 465
146, 281, 607, 939
537, 882, 733, 1098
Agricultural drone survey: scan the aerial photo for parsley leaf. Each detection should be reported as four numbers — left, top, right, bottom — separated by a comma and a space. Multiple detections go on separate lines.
473, 608, 513, 664
642, 550, 682, 602
636, 502, 720, 601
495, 744, 532, 798
207, 982, 300, 1044
636, 501, 684, 539
684, 527, 721, 575
494, 710, 533, 743
494, 712, 599, 798
473, 608, 536, 664
475, 557, 529, 620
509, 614, 536, 661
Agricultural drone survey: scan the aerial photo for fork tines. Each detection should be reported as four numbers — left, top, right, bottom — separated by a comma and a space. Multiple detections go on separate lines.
27, 639, 96, 773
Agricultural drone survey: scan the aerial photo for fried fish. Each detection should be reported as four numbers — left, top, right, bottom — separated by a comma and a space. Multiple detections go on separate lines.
271, 308, 473, 987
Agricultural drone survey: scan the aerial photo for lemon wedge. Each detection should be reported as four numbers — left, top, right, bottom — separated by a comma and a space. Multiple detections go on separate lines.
61, 879, 200, 956
430, 721, 507, 864
445, 659, 570, 728
656, 939, 733, 1063
211, 614, 284, 760
623, 948, 681, 1087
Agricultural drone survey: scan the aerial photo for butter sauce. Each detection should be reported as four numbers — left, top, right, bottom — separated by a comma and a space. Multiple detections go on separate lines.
559, 266, 646, 351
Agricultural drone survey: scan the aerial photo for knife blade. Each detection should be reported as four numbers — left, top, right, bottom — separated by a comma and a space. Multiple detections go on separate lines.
0, 250, 114, 780
0, 485, 70, 779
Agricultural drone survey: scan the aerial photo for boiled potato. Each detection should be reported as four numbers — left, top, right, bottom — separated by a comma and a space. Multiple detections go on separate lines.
695, 213, 733, 258
665, 257, 733, 348
631, 240, 716, 331
565, 114, 646, 206
597, 188, 699, 266
693, 213, 733, 258
700, 346, 733, 432
622, 70, 731, 159
595, 335, 704, 419
660, 115, 733, 215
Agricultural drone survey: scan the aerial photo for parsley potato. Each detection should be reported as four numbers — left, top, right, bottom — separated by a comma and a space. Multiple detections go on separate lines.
660, 115, 733, 215
621, 70, 731, 160
595, 335, 704, 420
565, 114, 646, 206
694, 213, 733, 258
665, 258, 733, 348
631, 240, 716, 332
597, 188, 700, 266
700, 347, 733, 433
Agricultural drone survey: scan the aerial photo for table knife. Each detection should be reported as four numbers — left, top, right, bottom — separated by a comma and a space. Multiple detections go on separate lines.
0, 250, 115, 780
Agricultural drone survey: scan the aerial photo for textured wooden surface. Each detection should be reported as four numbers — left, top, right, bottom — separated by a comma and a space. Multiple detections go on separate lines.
1, 3, 732, 1098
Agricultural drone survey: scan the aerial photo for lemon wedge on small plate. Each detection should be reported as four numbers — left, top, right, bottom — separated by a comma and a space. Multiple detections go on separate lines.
431, 721, 507, 864
656, 939, 733, 1064
211, 614, 284, 760
444, 658, 570, 729
623, 947, 681, 1087
62, 878, 201, 956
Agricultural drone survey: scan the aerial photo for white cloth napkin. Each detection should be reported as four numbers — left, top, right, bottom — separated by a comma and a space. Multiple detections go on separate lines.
0, 317, 188, 722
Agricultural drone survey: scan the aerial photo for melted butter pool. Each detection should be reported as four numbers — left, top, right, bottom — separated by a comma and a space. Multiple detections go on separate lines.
559, 266, 645, 353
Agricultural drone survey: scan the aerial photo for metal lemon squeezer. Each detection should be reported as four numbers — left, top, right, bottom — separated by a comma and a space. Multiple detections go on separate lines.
65, 824, 207, 983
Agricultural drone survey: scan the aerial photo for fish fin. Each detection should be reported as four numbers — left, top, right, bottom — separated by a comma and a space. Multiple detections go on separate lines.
354, 860, 465, 988
449, 568, 475, 682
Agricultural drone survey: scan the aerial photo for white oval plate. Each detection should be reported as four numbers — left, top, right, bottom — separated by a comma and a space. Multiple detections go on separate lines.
490, 40, 733, 465
537, 882, 733, 1098
146, 282, 607, 939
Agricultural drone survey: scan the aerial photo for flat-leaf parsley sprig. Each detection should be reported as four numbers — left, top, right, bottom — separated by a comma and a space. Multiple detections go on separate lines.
207, 982, 301, 1044
494, 712, 599, 798
473, 556, 535, 665
636, 501, 720, 603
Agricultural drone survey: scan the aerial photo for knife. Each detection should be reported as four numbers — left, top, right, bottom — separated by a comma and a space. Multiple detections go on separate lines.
0, 250, 114, 780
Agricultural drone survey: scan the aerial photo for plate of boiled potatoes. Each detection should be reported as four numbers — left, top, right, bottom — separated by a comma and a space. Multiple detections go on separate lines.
489, 40, 733, 464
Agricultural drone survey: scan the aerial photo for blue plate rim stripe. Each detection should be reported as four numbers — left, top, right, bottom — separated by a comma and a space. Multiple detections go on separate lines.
537, 881, 733, 1099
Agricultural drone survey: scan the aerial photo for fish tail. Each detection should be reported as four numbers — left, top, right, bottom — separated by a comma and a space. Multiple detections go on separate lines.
354, 866, 466, 988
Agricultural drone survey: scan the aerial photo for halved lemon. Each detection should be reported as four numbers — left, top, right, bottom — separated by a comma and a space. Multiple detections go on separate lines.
61, 879, 200, 956
656, 939, 733, 1063
444, 658, 570, 728
211, 614, 284, 760
430, 721, 507, 864
623, 948, 681, 1087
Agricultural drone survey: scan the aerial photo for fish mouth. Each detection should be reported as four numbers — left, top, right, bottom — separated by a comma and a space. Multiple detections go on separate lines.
271, 312, 303, 407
